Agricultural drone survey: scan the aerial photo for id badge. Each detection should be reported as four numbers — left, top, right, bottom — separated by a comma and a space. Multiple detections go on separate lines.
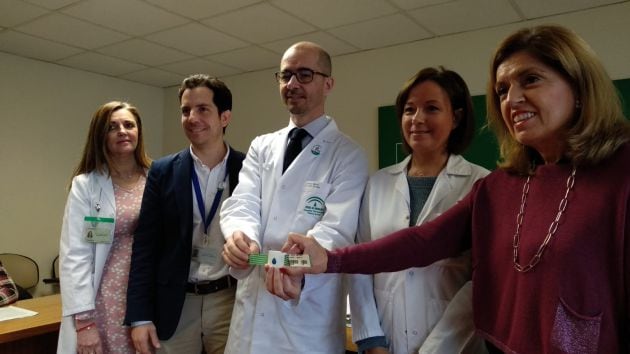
192, 246, 219, 265
83, 216, 114, 243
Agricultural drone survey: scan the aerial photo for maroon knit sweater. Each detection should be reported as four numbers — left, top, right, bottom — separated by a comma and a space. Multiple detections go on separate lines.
328, 144, 629, 354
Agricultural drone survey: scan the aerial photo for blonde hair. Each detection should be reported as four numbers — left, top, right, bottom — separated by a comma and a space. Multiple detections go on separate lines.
487, 25, 630, 174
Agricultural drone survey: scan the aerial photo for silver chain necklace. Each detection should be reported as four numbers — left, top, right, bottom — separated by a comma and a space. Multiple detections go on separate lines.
512, 166, 576, 272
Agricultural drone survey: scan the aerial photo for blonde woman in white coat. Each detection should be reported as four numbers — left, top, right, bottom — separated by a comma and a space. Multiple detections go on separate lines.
349, 68, 490, 354
58, 101, 151, 354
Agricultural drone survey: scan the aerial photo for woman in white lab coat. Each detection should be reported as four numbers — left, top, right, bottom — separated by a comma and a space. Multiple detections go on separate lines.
58, 101, 151, 354
349, 67, 489, 354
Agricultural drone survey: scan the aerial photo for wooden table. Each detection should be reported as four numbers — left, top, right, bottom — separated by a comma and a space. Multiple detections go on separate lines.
0, 294, 61, 353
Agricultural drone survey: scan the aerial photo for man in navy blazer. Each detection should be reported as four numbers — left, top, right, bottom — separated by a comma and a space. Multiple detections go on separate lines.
125, 74, 245, 354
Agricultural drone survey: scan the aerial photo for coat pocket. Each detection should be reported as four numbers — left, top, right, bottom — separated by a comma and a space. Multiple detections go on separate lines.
550, 297, 601, 354
292, 181, 332, 229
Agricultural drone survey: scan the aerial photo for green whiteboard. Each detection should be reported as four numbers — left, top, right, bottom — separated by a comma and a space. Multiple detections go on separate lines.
379, 78, 630, 170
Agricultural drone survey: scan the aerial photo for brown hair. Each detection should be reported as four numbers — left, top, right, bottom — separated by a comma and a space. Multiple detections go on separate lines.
395, 66, 475, 155
178, 74, 232, 113
487, 24, 630, 174
72, 101, 151, 179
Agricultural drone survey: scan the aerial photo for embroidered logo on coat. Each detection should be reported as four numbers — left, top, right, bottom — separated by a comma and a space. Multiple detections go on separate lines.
304, 196, 325, 216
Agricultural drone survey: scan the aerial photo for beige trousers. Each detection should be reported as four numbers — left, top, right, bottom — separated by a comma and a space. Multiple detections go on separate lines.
157, 286, 236, 354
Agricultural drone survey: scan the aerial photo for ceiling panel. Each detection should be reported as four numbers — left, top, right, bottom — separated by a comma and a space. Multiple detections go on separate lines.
121, 68, 184, 87
389, 0, 455, 10
262, 31, 359, 56
61, 0, 188, 36
97, 39, 192, 66
207, 45, 278, 71
408, 0, 522, 35
22, 0, 81, 10
0, 30, 83, 61
512, 0, 623, 18
58, 52, 146, 76
271, 0, 397, 29
146, 0, 262, 20
329, 13, 432, 50
159, 58, 241, 77
204, 3, 315, 43
0, 0, 626, 87
146, 23, 248, 56
0, 0, 48, 27
16, 13, 129, 49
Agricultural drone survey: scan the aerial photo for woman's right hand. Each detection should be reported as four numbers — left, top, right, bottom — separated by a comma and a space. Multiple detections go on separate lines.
281, 232, 328, 276
76, 325, 103, 354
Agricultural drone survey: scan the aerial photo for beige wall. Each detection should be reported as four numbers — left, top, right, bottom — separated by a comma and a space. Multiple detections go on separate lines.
1, 2, 628, 296
0, 52, 164, 295
163, 2, 630, 171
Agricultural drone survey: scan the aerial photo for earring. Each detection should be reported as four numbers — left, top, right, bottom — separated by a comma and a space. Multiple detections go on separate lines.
575, 100, 581, 109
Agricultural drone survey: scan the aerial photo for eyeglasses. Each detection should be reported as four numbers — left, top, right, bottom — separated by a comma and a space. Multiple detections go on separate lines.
274, 68, 329, 84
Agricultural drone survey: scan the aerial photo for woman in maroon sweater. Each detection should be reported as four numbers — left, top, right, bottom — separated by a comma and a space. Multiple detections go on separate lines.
267, 25, 630, 354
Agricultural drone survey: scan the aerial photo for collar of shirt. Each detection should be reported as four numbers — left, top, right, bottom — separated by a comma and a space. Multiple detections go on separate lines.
189, 143, 229, 217
287, 114, 330, 148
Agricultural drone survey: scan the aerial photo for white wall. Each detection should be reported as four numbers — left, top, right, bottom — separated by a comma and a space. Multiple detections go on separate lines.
0, 52, 164, 295
163, 2, 630, 171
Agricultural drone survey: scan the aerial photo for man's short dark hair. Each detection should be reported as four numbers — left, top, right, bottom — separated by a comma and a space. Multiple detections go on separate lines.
178, 74, 232, 114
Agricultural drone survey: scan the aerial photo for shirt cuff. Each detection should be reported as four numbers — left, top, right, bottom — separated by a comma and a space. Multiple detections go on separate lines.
356, 336, 388, 352
73, 310, 96, 321
131, 321, 153, 327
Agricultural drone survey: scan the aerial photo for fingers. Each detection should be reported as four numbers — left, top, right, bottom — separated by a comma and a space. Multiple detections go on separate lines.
131, 324, 159, 354
149, 326, 161, 350
77, 327, 101, 354
284, 232, 307, 253
286, 232, 328, 274
249, 241, 260, 255
223, 231, 254, 269
284, 243, 301, 255
264, 266, 302, 301
282, 265, 307, 277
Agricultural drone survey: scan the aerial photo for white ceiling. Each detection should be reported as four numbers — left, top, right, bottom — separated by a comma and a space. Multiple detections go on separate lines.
0, 0, 626, 87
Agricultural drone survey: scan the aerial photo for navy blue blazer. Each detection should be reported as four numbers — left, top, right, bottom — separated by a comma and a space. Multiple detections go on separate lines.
124, 147, 245, 340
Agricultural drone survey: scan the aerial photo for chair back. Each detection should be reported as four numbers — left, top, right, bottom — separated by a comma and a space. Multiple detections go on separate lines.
0, 253, 39, 289
43, 255, 60, 285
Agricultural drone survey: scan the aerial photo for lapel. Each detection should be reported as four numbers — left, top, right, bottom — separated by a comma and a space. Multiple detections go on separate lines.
385, 155, 411, 210
173, 150, 193, 238
272, 127, 291, 180
281, 119, 339, 177
388, 156, 411, 211
415, 155, 471, 225
226, 146, 243, 195
94, 170, 115, 215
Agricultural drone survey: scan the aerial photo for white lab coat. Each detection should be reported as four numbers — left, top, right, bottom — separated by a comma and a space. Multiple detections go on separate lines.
57, 171, 116, 353
220, 117, 368, 354
349, 155, 489, 354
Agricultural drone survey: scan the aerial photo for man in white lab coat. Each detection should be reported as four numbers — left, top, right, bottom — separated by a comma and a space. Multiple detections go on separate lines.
220, 42, 368, 354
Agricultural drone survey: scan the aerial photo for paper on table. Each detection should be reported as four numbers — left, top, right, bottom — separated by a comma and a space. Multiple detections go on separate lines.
0, 305, 38, 322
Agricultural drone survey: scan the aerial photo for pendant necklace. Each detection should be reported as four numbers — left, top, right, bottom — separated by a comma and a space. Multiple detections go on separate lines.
512, 166, 576, 272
